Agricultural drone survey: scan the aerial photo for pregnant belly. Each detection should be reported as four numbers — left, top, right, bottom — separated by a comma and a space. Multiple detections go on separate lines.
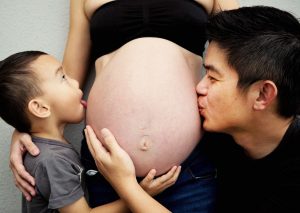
86, 38, 203, 176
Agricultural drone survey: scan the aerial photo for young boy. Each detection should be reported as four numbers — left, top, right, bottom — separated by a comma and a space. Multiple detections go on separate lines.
0, 51, 180, 213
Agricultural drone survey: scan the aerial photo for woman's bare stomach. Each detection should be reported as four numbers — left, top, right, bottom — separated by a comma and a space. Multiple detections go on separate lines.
86, 38, 203, 176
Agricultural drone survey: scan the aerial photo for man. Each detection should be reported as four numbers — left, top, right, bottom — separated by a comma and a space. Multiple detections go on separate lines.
84, 6, 300, 213
196, 6, 300, 212
8, 5, 300, 213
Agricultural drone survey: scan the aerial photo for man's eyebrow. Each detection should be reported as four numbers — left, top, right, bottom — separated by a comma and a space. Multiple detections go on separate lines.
203, 64, 221, 75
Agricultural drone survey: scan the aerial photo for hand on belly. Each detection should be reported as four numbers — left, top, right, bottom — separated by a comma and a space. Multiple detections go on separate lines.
86, 38, 203, 176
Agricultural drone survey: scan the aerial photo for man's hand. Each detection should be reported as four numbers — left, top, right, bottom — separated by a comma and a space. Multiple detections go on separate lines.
9, 129, 39, 201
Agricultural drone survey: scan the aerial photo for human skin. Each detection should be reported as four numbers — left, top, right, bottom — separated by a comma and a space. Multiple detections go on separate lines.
83, 0, 238, 176
196, 41, 293, 159
87, 38, 203, 176
9, 0, 239, 199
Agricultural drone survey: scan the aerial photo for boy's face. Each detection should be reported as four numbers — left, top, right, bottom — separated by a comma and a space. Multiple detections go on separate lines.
196, 42, 253, 134
31, 55, 85, 124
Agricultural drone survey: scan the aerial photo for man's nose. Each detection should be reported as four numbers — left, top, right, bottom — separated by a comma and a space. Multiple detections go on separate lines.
196, 76, 208, 96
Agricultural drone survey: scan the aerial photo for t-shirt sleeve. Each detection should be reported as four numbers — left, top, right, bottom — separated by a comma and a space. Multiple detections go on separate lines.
35, 155, 84, 209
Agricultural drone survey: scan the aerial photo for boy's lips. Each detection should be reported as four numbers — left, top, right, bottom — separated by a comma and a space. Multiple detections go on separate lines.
81, 100, 87, 108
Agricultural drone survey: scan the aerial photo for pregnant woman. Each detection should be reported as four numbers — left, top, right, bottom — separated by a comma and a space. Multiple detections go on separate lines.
10, 0, 238, 212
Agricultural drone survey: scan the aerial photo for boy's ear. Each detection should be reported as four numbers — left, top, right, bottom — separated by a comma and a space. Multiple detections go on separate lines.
253, 80, 278, 111
28, 99, 51, 118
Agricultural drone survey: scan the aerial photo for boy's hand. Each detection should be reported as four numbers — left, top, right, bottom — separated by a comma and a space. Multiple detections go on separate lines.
140, 166, 181, 196
10, 129, 39, 201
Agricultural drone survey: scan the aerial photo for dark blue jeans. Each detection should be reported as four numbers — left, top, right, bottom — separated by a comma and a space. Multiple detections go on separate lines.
81, 137, 217, 213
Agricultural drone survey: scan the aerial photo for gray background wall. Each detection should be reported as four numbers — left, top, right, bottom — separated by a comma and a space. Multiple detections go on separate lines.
0, 0, 299, 212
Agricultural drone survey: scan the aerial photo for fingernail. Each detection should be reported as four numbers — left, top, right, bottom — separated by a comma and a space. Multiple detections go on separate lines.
101, 128, 110, 137
32, 149, 39, 155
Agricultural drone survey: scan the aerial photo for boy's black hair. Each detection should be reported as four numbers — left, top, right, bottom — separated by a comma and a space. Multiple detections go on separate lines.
0, 51, 47, 132
206, 6, 300, 117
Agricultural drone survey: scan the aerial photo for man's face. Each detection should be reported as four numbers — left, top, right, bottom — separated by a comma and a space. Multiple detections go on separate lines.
196, 42, 252, 133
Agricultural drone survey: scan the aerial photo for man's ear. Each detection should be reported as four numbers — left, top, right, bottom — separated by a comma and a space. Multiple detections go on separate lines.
253, 80, 278, 110
28, 99, 51, 118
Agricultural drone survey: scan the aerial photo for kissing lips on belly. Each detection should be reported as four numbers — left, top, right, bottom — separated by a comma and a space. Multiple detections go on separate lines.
86, 38, 203, 176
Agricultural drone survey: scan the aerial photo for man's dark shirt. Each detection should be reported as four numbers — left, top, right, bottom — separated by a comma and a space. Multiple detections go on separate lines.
202, 116, 300, 213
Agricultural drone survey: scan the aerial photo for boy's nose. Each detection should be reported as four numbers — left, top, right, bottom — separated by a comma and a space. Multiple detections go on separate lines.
70, 77, 80, 89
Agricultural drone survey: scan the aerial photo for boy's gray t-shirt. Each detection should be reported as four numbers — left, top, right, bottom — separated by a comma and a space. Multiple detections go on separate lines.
23, 137, 84, 213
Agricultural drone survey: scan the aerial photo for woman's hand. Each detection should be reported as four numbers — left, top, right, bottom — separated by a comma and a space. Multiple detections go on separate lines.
140, 166, 181, 196
84, 125, 136, 187
85, 125, 171, 212
9, 129, 39, 201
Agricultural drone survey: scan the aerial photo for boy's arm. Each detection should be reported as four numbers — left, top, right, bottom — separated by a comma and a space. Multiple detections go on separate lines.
84, 126, 171, 213
59, 197, 130, 213
115, 179, 171, 213
60, 165, 180, 213
35, 148, 128, 213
